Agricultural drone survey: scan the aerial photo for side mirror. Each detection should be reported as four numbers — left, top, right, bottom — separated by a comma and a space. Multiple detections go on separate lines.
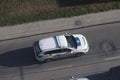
65, 32, 71, 36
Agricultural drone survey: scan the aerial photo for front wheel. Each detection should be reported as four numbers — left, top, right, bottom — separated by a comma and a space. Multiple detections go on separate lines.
75, 53, 84, 57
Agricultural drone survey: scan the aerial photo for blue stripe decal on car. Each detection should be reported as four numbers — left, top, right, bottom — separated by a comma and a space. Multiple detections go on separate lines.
75, 37, 81, 46
54, 36, 60, 48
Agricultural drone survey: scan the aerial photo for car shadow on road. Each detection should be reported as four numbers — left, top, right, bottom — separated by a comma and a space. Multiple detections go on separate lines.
0, 47, 40, 67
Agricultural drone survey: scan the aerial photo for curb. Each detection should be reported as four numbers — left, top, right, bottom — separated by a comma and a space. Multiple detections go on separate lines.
0, 9, 120, 41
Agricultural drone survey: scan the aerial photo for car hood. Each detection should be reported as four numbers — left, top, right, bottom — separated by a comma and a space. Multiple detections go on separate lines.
73, 34, 88, 50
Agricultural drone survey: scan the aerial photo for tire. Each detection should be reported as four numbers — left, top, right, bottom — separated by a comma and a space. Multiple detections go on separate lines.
45, 58, 53, 63
75, 53, 84, 57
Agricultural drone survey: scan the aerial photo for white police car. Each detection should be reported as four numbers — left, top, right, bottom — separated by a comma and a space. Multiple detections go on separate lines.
33, 33, 89, 62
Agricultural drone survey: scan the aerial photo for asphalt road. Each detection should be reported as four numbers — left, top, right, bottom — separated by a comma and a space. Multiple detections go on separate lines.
0, 22, 120, 80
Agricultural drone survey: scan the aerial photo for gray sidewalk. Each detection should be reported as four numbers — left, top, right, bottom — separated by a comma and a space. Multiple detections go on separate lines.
0, 9, 120, 41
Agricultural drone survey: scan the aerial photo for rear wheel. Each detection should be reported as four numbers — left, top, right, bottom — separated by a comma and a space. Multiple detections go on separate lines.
45, 58, 53, 63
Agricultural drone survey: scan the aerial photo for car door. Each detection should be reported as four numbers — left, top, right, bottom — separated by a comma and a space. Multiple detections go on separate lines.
60, 48, 74, 58
51, 49, 72, 59
45, 49, 65, 59
54, 49, 67, 59
45, 49, 73, 60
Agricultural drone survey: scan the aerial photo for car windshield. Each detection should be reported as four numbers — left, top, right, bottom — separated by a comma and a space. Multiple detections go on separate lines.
65, 35, 77, 49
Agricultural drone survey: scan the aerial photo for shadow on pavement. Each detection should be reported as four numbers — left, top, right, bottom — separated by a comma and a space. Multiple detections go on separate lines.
57, 0, 119, 7
109, 66, 120, 80
88, 72, 109, 80
87, 66, 120, 80
0, 47, 39, 67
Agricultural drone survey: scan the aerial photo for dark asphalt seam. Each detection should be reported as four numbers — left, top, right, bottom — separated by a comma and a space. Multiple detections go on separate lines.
0, 21, 120, 42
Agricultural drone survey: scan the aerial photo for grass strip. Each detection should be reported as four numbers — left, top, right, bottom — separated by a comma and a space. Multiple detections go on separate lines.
0, 0, 120, 27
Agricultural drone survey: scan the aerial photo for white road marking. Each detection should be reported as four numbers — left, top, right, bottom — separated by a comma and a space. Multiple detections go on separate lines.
105, 56, 120, 61
46, 65, 73, 71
